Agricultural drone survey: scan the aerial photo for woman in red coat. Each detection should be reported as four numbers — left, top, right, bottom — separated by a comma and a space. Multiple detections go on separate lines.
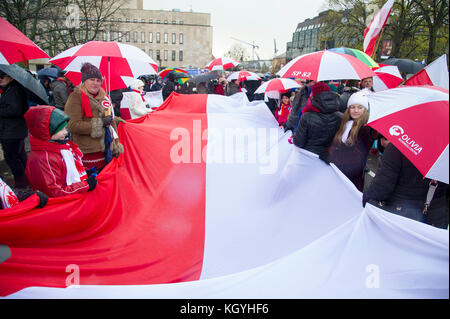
24, 105, 97, 197
329, 89, 373, 191
274, 93, 292, 126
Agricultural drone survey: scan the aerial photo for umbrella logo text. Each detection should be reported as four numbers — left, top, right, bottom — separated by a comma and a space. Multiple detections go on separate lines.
389, 125, 404, 136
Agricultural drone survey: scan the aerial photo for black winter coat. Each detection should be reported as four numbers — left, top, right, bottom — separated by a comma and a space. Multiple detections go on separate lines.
363, 143, 448, 227
162, 80, 176, 100
293, 91, 342, 156
0, 80, 28, 139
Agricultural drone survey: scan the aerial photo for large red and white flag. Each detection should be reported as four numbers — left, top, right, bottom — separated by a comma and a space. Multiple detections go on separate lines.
363, 0, 395, 57
0, 93, 448, 298
404, 54, 449, 90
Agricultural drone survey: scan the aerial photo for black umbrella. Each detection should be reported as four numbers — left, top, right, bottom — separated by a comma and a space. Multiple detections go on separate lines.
382, 58, 425, 74
0, 64, 49, 104
188, 72, 220, 84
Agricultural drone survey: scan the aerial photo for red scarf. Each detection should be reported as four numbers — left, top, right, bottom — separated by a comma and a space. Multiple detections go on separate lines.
80, 90, 94, 118
29, 135, 87, 181
302, 97, 320, 114
132, 89, 146, 102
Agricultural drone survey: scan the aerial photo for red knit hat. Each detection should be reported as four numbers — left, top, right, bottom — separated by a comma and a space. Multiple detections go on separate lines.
311, 82, 330, 97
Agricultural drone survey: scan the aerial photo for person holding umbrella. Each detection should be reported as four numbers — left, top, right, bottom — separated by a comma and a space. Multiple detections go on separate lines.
363, 143, 448, 228
64, 63, 124, 172
0, 69, 29, 189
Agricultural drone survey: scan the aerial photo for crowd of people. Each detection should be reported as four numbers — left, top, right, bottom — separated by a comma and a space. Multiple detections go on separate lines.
0, 62, 448, 230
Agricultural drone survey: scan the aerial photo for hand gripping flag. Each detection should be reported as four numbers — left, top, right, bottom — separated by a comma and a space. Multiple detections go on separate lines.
363, 0, 395, 57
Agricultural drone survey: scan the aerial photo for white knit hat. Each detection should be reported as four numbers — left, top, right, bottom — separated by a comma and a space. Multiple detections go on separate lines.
130, 79, 145, 91
347, 88, 371, 110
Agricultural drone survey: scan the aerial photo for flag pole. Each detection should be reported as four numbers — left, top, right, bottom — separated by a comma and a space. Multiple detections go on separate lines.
372, 27, 385, 60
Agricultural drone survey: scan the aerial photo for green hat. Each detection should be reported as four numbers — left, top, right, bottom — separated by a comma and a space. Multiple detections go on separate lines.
49, 108, 69, 137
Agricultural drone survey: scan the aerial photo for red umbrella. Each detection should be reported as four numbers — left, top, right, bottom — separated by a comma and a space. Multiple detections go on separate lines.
366, 85, 449, 183
0, 17, 49, 65
205, 57, 239, 71
372, 65, 403, 91
254, 78, 301, 94
277, 50, 375, 81
49, 41, 158, 92
226, 70, 260, 81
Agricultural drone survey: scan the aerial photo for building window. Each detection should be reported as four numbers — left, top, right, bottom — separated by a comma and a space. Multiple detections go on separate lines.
156, 49, 161, 61
171, 50, 176, 61
164, 33, 168, 44
110, 31, 114, 41
141, 31, 145, 42
110, 18, 114, 22
179, 50, 183, 61
164, 50, 168, 61
141, 19, 145, 23
103, 30, 107, 41
149, 19, 153, 23
179, 33, 183, 44
133, 31, 137, 42
149, 32, 153, 43
164, 20, 168, 24
156, 32, 160, 43
134, 19, 137, 23
179, 21, 184, 25
118, 31, 122, 42
126, 18, 130, 23
118, 18, 121, 22
125, 31, 130, 42
172, 33, 176, 44
149, 49, 153, 58
156, 20, 160, 24
172, 20, 176, 24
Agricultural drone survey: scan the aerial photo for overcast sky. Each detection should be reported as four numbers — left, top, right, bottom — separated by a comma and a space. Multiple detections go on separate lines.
143, 0, 329, 60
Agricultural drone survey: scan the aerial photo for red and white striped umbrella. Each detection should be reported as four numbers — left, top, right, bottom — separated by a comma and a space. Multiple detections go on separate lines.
277, 50, 375, 81
367, 85, 449, 183
205, 57, 239, 71
226, 70, 260, 82
372, 65, 403, 92
0, 17, 49, 65
50, 41, 158, 92
254, 78, 301, 94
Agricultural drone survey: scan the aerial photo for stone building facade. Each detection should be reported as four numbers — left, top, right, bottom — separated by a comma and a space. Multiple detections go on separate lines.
103, 0, 213, 70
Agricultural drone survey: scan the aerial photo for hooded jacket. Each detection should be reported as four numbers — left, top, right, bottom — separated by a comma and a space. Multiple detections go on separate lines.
24, 105, 90, 197
293, 91, 342, 155
129, 79, 150, 119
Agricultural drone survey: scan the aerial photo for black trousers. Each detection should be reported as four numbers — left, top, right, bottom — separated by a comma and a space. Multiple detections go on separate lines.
0, 138, 28, 188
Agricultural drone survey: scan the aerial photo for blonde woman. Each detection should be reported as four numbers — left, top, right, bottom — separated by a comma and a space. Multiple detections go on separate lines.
329, 89, 373, 191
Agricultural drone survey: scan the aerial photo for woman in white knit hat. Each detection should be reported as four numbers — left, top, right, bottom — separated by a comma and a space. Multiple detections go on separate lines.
328, 89, 373, 191
129, 79, 152, 119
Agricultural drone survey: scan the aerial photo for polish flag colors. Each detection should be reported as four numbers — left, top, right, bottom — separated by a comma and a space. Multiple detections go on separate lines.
277, 50, 375, 81
49, 41, 158, 91
405, 54, 449, 90
205, 57, 240, 71
363, 0, 395, 57
0, 92, 447, 299
367, 85, 449, 184
372, 65, 403, 91
226, 70, 260, 82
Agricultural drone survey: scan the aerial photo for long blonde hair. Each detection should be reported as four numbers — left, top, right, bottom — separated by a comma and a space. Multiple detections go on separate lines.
333, 108, 369, 147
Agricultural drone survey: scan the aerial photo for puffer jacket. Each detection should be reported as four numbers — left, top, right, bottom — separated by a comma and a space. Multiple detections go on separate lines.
24, 105, 90, 197
293, 91, 342, 155
64, 84, 123, 156
0, 80, 28, 139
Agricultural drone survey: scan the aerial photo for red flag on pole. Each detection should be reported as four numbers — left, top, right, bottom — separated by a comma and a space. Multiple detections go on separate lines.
363, 0, 395, 57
